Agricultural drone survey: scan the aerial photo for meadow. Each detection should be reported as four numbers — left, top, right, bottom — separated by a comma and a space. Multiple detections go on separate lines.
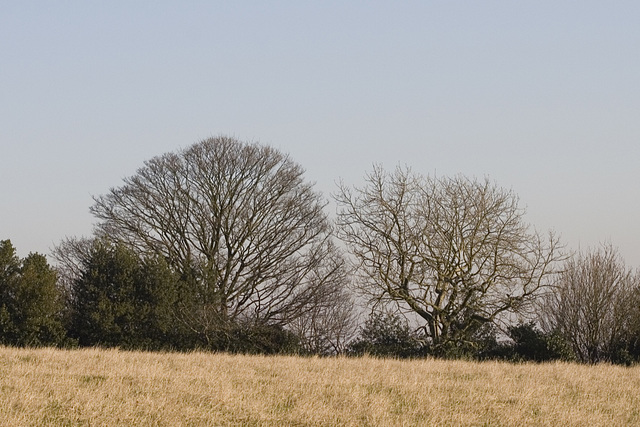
1, 346, 639, 426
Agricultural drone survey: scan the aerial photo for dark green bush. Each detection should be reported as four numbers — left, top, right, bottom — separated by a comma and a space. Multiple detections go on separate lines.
501, 323, 575, 362
0, 240, 68, 347
348, 312, 425, 358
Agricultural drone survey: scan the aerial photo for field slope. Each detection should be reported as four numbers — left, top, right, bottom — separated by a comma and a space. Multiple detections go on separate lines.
1, 346, 639, 426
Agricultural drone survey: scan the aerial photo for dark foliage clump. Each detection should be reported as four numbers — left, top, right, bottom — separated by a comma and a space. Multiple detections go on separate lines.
347, 312, 426, 358
503, 323, 575, 362
0, 240, 69, 348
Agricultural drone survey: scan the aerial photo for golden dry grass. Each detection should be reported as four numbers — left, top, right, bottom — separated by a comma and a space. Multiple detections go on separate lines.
1, 346, 639, 426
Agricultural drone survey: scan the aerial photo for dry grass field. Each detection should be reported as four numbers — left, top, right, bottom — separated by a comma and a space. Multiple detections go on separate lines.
1, 346, 639, 426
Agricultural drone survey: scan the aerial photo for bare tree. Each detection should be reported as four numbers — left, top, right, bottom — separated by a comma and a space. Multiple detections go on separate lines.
334, 165, 563, 353
288, 288, 359, 355
52, 236, 95, 292
543, 245, 639, 363
88, 136, 349, 341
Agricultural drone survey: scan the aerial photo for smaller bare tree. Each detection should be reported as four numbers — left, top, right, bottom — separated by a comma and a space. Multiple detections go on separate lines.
543, 244, 640, 363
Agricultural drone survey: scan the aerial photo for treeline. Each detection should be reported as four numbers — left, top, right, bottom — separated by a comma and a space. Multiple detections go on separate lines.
2, 136, 639, 364
4, 238, 638, 364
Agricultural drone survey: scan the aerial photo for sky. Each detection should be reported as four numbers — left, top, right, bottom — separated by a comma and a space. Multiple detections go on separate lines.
1, 2, 639, 266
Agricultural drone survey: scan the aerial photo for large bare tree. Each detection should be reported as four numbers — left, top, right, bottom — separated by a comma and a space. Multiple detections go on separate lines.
89, 137, 348, 340
543, 245, 640, 363
335, 165, 563, 353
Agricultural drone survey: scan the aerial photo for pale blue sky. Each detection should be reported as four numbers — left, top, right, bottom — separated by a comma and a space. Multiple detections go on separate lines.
2, 2, 639, 266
